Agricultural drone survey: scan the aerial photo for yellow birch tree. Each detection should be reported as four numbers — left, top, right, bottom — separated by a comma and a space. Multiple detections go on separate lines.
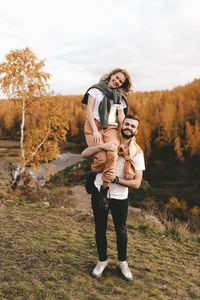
0, 47, 68, 187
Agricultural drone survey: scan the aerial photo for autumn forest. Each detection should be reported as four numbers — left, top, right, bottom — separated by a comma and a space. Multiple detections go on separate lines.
1, 78, 200, 160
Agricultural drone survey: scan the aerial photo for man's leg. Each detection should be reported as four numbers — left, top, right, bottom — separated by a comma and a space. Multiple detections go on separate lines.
109, 198, 133, 281
91, 194, 109, 278
109, 198, 128, 261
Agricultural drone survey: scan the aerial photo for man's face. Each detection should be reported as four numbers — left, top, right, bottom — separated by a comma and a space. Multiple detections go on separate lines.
121, 118, 139, 139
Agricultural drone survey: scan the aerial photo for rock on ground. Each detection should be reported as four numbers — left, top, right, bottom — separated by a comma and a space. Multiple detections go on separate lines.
0, 159, 14, 187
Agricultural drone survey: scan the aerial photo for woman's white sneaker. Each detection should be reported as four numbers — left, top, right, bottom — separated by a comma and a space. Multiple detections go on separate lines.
117, 261, 133, 281
91, 260, 108, 278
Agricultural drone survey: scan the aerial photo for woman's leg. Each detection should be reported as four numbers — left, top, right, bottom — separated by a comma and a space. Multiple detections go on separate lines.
84, 120, 107, 173
101, 127, 120, 188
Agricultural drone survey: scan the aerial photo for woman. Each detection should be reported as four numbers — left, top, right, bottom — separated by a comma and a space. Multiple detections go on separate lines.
81, 68, 132, 194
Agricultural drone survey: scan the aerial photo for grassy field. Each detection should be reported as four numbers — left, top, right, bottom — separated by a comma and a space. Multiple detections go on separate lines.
0, 139, 19, 164
0, 199, 200, 300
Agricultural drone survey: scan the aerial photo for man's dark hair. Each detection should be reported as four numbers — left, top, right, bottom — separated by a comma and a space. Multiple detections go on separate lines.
123, 114, 140, 127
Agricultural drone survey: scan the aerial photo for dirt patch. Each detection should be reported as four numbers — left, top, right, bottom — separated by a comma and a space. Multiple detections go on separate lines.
71, 184, 92, 212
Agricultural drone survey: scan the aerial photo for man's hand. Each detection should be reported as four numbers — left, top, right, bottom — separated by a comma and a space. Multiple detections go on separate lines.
101, 142, 118, 152
103, 170, 116, 182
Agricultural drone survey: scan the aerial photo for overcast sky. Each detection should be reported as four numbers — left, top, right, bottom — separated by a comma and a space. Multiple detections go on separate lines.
0, 0, 199, 97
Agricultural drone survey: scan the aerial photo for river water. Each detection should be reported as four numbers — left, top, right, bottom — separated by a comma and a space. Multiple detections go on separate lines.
29, 152, 84, 186
0, 140, 84, 186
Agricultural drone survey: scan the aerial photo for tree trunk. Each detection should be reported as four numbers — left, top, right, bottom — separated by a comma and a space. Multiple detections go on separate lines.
20, 98, 25, 161
11, 98, 26, 188
11, 123, 51, 189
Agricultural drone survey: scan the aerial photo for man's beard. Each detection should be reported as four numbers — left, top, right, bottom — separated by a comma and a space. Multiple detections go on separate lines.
121, 128, 135, 139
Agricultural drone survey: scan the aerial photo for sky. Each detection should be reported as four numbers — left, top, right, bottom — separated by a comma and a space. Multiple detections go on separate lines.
0, 0, 200, 98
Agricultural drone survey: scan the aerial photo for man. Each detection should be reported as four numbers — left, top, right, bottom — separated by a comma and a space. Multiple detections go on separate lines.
81, 115, 145, 281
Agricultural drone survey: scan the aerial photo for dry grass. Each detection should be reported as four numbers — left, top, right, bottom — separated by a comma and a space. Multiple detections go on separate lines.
0, 139, 200, 299
0, 197, 199, 300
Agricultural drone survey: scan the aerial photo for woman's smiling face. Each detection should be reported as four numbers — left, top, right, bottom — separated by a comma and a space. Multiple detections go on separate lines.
108, 72, 126, 89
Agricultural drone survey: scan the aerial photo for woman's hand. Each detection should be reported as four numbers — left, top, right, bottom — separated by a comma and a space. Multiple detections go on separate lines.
93, 130, 103, 143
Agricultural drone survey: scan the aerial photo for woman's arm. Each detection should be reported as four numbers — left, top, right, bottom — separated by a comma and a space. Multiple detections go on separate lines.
86, 95, 102, 143
117, 107, 125, 124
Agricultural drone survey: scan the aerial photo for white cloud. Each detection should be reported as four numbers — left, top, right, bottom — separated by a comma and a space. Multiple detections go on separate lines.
0, 0, 200, 98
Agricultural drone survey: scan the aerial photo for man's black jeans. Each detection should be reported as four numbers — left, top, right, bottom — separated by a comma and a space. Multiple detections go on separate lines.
91, 195, 129, 261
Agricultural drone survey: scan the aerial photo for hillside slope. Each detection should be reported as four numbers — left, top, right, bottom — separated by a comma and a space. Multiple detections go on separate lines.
0, 186, 200, 300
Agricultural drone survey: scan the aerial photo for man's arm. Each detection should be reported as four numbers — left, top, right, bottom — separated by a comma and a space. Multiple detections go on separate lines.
81, 142, 118, 158
104, 169, 143, 189
117, 170, 143, 189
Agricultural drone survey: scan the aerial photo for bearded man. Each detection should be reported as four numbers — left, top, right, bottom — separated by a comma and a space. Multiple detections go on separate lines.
81, 115, 145, 281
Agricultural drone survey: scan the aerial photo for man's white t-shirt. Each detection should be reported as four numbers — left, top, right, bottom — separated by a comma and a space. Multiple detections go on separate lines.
88, 88, 127, 126
94, 152, 145, 200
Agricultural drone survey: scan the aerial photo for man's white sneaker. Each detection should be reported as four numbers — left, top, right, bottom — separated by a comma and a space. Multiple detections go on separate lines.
91, 260, 108, 278
117, 261, 133, 281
